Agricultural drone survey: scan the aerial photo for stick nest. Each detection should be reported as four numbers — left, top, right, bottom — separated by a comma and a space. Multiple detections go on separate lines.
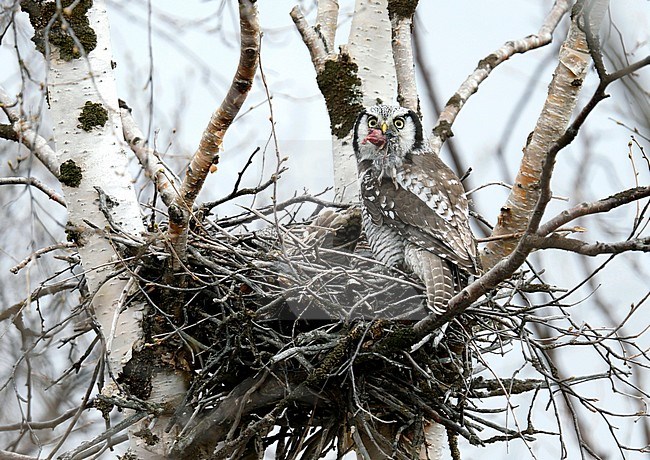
122, 203, 552, 459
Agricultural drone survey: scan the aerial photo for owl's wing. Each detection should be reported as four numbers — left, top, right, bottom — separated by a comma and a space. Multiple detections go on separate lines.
360, 154, 478, 274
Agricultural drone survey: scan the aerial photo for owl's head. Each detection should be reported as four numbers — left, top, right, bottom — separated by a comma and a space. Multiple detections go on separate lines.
353, 105, 424, 167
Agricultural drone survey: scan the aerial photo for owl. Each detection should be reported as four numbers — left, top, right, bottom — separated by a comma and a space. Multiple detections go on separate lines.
353, 105, 479, 316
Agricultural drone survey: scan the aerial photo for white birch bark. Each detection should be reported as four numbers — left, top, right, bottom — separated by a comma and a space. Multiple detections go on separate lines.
45, 2, 186, 457
390, 10, 418, 112
0, 87, 61, 177
334, 0, 397, 204
47, 0, 144, 376
421, 422, 446, 460
127, 371, 188, 457
316, 0, 339, 52
347, 0, 396, 106
332, 133, 360, 204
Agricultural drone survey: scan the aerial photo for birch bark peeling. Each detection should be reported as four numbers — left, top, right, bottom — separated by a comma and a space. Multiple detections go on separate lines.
39, 0, 146, 374
168, 0, 260, 262
481, 0, 610, 269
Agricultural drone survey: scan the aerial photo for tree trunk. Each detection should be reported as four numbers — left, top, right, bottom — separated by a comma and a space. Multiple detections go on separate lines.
41, 2, 187, 457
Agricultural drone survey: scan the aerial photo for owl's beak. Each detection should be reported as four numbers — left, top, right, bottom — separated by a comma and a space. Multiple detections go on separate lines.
380, 122, 388, 134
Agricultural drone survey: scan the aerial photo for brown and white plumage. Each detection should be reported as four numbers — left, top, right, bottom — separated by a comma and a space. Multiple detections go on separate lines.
353, 105, 478, 315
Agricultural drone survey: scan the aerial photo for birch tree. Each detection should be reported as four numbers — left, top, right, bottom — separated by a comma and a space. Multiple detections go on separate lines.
0, 1, 649, 459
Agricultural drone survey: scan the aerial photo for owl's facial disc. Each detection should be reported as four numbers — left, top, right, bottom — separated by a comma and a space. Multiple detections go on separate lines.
361, 128, 387, 149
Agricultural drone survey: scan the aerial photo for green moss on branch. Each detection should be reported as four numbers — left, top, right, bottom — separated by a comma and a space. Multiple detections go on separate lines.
316, 55, 364, 139
22, 0, 96, 61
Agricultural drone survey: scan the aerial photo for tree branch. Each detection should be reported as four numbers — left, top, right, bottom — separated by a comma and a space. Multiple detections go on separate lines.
0, 176, 66, 206
120, 103, 179, 207
528, 235, 650, 256
290, 6, 329, 71
524, 54, 650, 240
316, 0, 339, 53
388, 0, 419, 112
0, 86, 61, 178
429, 0, 571, 153
538, 186, 650, 236
10, 242, 76, 274
167, 0, 260, 263
413, 38, 650, 335
0, 451, 38, 460
481, 0, 608, 268
415, 40, 650, 337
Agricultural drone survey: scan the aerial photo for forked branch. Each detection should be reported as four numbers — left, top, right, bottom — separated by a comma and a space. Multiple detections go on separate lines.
429, 0, 571, 154
0, 177, 65, 207
167, 0, 260, 263
415, 0, 650, 336
481, 0, 608, 269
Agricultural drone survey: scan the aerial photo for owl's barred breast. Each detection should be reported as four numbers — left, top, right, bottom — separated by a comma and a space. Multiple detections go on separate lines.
361, 208, 405, 267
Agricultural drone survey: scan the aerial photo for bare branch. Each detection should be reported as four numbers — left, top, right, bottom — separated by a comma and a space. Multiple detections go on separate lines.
0, 281, 78, 322
290, 6, 329, 71
201, 166, 286, 212
0, 451, 38, 460
538, 186, 650, 236
167, 0, 260, 262
481, 0, 608, 269
0, 176, 66, 206
217, 193, 350, 227
120, 103, 179, 207
528, 235, 650, 256
524, 55, 650, 241
430, 0, 571, 153
0, 86, 61, 178
10, 242, 76, 274
0, 406, 80, 431
414, 42, 650, 336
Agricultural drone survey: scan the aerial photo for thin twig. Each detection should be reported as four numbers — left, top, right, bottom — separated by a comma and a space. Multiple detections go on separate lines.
10, 242, 76, 274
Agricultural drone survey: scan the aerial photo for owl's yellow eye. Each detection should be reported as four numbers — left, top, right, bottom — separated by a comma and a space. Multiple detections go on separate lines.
367, 117, 378, 128
394, 117, 405, 130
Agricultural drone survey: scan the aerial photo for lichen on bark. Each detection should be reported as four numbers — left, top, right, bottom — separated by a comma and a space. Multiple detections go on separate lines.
59, 159, 82, 187
78, 101, 108, 131
22, 0, 96, 61
387, 0, 419, 20
316, 55, 364, 139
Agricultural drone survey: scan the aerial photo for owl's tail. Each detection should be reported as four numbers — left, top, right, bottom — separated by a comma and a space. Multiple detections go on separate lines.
405, 246, 455, 315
